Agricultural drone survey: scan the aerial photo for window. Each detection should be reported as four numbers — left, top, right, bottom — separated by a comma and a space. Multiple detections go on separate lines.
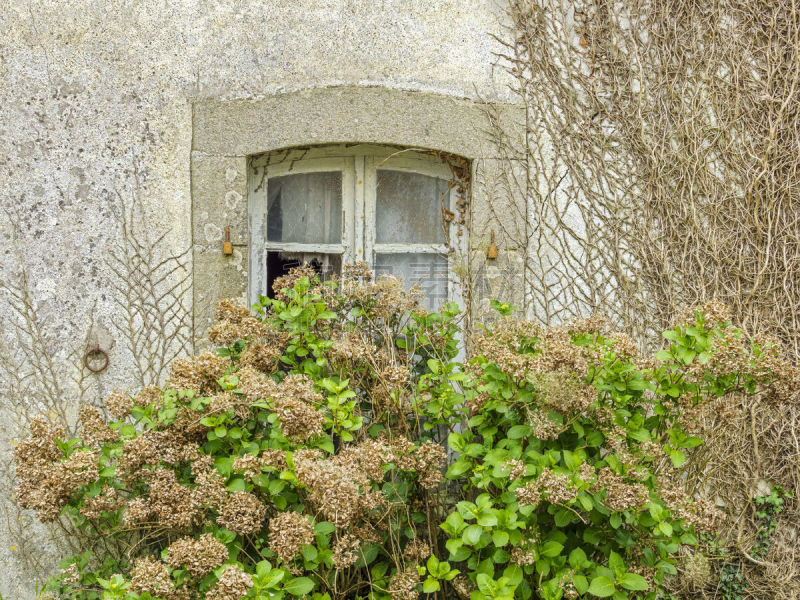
248, 145, 466, 311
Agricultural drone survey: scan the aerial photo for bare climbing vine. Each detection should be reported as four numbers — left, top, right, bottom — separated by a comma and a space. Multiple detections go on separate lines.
487, 1, 800, 597
106, 189, 192, 388
0, 180, 192, 588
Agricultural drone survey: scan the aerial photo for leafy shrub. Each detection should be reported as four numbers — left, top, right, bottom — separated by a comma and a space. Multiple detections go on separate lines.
13, 266, 792, 600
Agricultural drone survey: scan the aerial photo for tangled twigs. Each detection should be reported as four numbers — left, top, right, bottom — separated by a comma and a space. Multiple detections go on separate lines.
489, 1, 800, 597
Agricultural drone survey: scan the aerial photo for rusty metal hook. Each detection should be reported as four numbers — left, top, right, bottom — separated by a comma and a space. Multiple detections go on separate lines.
83, 344, 109, 373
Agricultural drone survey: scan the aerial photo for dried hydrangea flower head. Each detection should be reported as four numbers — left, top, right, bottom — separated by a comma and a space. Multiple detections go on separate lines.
271, 265, 321, 302
134, 384, 163, 409
217, 491, 266, 535
402, 538, 431, 564
672, 300, 732, 330
529, 371, 597, 415
165, 533, 228, 578
145, 467, 205, 529
331, 533, 362, 569
105, 388, 132, 420
169, 351, 229, 395
504, 459, 527, 480
272, 397, 325, 441
208, 298, 270, 346
388, 566, 420, 600
79, 405, 117, 446
413, 440, 447, 489
238, 341, 282, 372
129, 556, 173, 598
268, 511, 315, 563
342, 261, 373, 281
205, 564, 253, 600
595, 468, 650, 512
80, 485, 123, 520
292, 449, 364, 528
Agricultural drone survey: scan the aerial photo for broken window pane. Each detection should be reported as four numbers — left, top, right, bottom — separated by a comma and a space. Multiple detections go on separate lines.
375, 253, 448, 311
266, 251, 342, 299
267, 172, 342, 244
375, 170, 450, 244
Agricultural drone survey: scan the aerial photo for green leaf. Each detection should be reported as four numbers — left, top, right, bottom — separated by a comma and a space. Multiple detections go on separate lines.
423, 578, 441, 593
669, 450, 686, 468
314, 522, 336, 535
540, 541, 563, 558
554, 509, 572, 527
619, 573, 649, 591
569, 548, 587, 569
507, 425, 531, 439
588, 576, 616, 598
608, 552, 624, 574
447, 460, 472, 479
476, 574, 495, 595
464, 525, 483, 545
492, 531, 509, 547
655, 350, 672, 362
357, 544, 379, 567
448, 432, 466, 452
256, 560, 272, 577
573, 575, 589, 595
426, 555, 440, 573
285, 577, 315, 596
227, 478, 246, 492
477, 512, 498, 527
301, 546, 318, 562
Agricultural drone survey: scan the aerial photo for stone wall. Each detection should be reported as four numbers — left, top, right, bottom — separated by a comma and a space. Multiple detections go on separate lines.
0, 1, 525, 596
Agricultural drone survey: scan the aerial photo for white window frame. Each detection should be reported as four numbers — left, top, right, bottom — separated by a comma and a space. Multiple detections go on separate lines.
248, 144, 466, 309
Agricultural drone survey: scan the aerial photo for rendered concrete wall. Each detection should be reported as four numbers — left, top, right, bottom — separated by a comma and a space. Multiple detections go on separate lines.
0, 1, 524, 596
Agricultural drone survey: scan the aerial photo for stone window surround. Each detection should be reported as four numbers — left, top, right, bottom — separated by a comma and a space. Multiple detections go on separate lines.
190, 85, 522, 347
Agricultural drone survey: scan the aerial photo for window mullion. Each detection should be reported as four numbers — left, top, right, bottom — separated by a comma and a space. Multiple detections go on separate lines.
354, 155, 366, 265
343, 157, 357, 265
363, 155, 377, 269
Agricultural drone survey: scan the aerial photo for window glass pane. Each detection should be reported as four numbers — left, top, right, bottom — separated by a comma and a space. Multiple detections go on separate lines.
375, 253, 448, 311
376, 170, 450, 244
267, 172, 342, 244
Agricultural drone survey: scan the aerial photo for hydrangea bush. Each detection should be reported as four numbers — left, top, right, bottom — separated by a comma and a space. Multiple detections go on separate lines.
13, 266, 793, 600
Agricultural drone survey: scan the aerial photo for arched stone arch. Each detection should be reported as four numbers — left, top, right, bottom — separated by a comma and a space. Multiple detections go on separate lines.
190, 85, 523, 344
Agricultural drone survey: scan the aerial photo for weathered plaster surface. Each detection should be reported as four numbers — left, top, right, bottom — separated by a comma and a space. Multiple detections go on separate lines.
0, 1, 521, 596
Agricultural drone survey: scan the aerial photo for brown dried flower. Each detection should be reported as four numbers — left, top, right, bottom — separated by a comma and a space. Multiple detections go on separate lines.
388, 566, 420, 600
79, 405, 117, 446
217, 491, 266, 535
403, 538, 431, 564
205, 564, 253, 600
134, 385, 163, 409
80, 485, 123, 520
105, 389, 132, 420
273, 398, 325, 441
169, 351, 229, 395
268, 511, 315, 563
129, 556, 173, 598
505, 459, 527, 480
331, 533, 362, 569
166, 533, 229, 578
239, 342, 283, 372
